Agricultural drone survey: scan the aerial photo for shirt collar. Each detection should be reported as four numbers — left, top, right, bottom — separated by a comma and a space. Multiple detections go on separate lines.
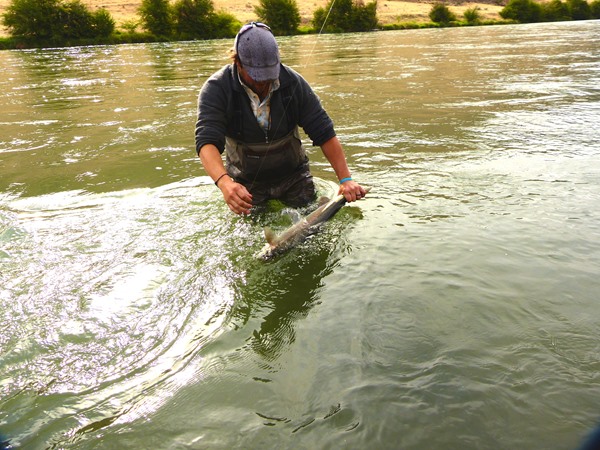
237, 71, 280, 99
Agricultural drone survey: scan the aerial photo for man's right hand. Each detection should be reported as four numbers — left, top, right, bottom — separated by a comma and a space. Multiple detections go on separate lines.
217, 176, 253, 215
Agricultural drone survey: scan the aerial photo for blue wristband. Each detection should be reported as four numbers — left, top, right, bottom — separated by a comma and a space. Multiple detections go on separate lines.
339, 177, 352, 184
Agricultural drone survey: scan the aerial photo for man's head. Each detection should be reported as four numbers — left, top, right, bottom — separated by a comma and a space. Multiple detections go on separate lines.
234, 22, 280, 82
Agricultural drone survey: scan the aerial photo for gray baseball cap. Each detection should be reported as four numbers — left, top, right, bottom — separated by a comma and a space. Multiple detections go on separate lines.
235, 23, 281, 82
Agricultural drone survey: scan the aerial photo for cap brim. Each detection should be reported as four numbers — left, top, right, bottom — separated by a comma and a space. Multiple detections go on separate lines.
246, 63, 280, 82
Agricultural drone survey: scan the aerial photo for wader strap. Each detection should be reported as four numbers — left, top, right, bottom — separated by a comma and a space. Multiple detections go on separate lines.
232, 90, 243, 140
280, 84, 297, 132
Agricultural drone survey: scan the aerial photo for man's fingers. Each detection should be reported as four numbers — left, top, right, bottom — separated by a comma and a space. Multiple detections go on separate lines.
340, 182, 367, 203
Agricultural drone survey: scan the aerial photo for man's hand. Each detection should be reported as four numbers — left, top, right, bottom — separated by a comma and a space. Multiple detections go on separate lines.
217, 176, 253, 215
339, 179, 367, 203
198, 145, 253, 215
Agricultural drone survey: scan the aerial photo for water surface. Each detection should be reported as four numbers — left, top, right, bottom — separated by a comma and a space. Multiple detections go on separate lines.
1, 21, 600, 449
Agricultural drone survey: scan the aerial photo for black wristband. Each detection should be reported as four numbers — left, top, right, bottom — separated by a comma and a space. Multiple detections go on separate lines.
214, 173, 229, 187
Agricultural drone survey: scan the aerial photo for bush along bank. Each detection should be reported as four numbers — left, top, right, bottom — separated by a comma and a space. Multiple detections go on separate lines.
2, 0, 600, 50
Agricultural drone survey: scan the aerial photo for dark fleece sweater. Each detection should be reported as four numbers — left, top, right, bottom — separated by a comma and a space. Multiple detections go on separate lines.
195, 63, 336, 155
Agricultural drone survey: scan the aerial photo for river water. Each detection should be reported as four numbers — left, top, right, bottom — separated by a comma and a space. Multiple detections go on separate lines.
1, 20, 600, 449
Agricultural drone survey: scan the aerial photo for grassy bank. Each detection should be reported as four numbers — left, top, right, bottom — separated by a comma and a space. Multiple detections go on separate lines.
0, 0, 504, 39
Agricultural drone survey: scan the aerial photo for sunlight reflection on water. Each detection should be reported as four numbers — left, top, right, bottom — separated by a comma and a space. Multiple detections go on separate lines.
1, 20, 600, 450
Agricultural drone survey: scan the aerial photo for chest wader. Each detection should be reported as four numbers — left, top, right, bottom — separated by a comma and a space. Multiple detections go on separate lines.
224, 127, 307, 184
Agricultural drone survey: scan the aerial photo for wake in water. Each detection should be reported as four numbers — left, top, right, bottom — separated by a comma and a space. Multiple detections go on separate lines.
0, 176, 363, 447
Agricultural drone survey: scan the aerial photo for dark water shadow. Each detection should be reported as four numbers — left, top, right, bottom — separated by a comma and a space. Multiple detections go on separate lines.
237, 246, 335, 362
229, 200, 365, 364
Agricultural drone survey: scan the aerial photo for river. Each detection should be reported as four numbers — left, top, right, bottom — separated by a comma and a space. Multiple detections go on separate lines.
1, 20, 599, 449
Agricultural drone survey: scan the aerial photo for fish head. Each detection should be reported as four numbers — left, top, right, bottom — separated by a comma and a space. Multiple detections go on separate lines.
256, 227, 278, 260
257, 242, 276, 260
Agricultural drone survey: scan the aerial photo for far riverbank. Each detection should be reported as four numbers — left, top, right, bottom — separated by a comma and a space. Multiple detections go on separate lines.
0, 0, 503, 37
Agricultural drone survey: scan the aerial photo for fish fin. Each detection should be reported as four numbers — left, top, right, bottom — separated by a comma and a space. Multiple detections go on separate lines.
264, 227, 276, 245
318, 196, 330, 206
284, 208, 302, 224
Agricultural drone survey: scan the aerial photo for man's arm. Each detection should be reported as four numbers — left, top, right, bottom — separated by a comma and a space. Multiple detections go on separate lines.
199, 144, 253, 215
320, 136, 367, 202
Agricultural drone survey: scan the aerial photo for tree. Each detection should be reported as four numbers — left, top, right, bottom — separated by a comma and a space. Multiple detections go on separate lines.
255, 0, 301, 35
566, 0, 591, 19
172, 0, 215, 39
500, 0, 543, 22
58, 0, 95, 39
2, 0, 115, 43
314, 0, 351, 32
591, 0, 600, 18
349, 0, 378, 30
2, 0, 62, 40
313, 0, 378, 32
429, 2, 457, 24
540, 0, 570, 21
139, 0, 173, 37
92, 8, 115, 37
209, 12, 240, 39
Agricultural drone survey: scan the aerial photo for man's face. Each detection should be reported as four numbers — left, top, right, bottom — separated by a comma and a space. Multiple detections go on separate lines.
237, 63, 274, 95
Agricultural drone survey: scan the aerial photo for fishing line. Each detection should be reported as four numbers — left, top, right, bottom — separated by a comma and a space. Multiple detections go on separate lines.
247, 0, 337, 190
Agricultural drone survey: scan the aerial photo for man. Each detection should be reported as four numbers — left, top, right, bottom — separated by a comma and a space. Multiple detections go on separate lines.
195, 22, 367, 215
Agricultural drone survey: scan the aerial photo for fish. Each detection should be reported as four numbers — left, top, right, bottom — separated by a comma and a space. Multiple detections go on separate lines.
257, 187, 370, 260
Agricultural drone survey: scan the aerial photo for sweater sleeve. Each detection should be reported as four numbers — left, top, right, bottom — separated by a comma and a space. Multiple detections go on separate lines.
195, 68, 230, 155
294, 71, 336, 147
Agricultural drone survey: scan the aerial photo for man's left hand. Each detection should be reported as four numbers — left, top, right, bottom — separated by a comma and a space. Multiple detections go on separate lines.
339, 180, 367, 202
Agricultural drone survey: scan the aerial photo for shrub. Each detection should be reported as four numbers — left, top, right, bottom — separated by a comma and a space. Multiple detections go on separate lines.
172, 0, 214, 39
566, 0, 591, 19
2, 0, 115, 43
314, 0, 350, 32
463, 6, 482, 23
59, 0, 96, 39
172, 0, 237, 39
591, 0, 600, 17
255, 0, 301, 35
120, 19, 140, 33
209, 11, 240, 39
92, 8, 115, 37
139, 0, 173, 37
313, 0, 378, 32
540, 0, 570, 21
429, 3, 457, 24
350, 0, 378, 30
500, 0, 543, 22
2, 0, 62, 40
